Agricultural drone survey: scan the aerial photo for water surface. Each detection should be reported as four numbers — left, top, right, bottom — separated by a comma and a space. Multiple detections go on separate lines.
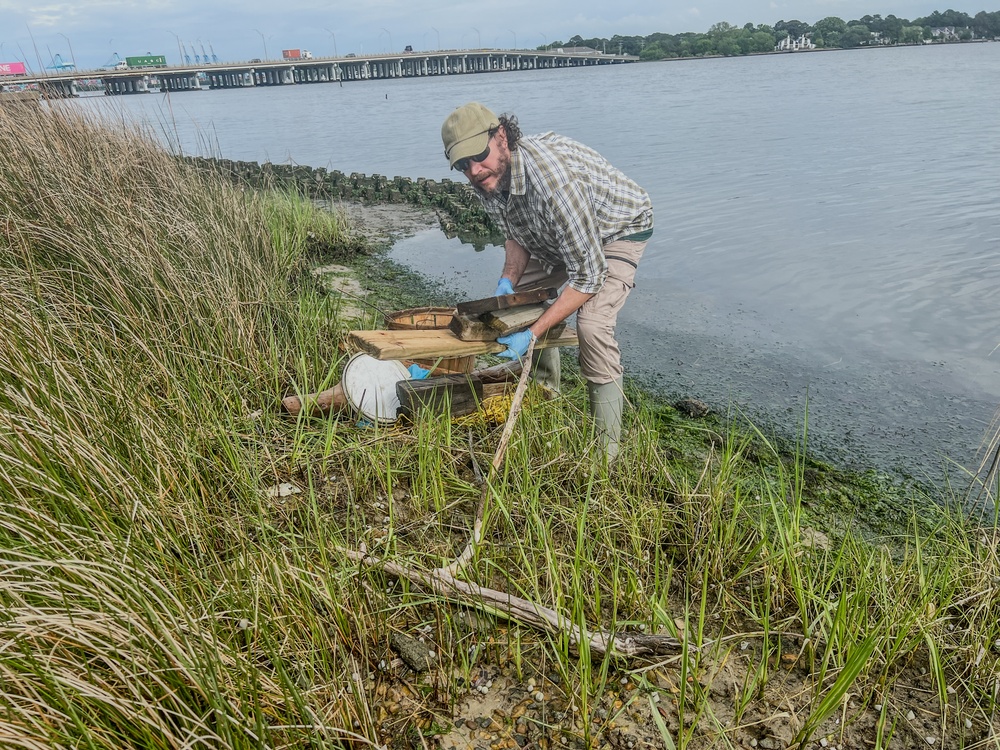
76, 43, 1000, 483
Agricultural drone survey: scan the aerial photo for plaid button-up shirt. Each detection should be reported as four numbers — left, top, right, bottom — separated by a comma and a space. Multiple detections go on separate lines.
478, 132, 653, 295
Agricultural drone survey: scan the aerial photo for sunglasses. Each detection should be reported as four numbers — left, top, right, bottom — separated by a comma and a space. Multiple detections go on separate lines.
453, 145, 490, 173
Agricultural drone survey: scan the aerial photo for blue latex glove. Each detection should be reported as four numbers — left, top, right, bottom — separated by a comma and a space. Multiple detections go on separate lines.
407, 363, 430, 379
494, 277, 515, 297
496, 329, 536, 360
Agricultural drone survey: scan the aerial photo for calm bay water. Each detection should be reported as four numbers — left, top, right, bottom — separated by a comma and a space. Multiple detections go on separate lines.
76, 43, 1000, 483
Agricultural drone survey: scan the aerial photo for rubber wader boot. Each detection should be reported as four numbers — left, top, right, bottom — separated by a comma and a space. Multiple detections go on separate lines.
532, 346, 561, 393
587, 377, 624, 462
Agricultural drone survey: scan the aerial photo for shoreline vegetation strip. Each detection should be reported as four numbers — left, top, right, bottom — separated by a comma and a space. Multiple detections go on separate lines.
1, 104, 998, 749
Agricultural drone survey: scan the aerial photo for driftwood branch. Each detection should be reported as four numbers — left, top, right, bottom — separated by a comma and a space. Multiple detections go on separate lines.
342, 547, 684, 659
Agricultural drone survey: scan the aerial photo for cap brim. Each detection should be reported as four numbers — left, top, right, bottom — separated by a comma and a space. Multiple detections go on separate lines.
447, 130, 491, 169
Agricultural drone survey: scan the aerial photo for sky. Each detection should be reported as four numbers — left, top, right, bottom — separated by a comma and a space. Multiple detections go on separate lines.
0, 0, 983, 72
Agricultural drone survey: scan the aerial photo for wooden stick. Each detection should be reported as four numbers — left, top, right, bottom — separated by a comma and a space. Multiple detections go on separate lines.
436, 340, 536, 578
490, 343, 537, 475
455, 288, 557, 316
281, 382, 347, 417
341, 547, 684, 660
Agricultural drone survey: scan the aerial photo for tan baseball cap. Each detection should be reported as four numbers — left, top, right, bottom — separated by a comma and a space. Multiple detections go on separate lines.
441, 102, 499, 169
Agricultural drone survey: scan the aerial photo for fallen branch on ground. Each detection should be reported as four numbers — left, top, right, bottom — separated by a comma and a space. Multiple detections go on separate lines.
341, 547, 685, 659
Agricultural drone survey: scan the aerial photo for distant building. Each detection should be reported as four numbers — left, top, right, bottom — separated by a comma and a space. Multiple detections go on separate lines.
776, 34, 816, 51
930, 26, 959, 40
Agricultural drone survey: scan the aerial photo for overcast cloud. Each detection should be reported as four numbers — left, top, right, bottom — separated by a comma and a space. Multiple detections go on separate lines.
0, 0, 981, 71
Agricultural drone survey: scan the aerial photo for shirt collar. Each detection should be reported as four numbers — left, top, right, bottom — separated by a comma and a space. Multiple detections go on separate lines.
508, 146, 527, 196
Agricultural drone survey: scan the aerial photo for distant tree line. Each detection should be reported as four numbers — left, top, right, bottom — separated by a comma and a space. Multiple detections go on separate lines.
541, 8, 1000, 59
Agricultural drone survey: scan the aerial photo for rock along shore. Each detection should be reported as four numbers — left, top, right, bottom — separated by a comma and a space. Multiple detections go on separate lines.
184, 156, 497, 239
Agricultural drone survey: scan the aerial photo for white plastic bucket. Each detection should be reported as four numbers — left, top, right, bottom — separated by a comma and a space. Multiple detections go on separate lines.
340, 353, 409, 425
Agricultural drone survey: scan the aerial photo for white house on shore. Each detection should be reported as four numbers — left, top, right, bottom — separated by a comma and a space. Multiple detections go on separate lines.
930, 26, 960, 40
776, 34, 817, 51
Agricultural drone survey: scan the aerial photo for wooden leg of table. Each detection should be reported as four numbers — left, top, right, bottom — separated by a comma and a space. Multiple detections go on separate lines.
282, 382, 347, 417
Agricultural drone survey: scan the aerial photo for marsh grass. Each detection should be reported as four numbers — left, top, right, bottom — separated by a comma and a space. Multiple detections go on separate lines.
0, 102, 998, 749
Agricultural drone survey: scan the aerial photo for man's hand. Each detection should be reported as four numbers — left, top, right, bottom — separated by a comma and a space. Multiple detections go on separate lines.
496, 329, 536, 360
494, 277, 514, 297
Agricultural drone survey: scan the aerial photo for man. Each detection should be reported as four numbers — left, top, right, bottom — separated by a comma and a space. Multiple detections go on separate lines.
441, 102, 653, 460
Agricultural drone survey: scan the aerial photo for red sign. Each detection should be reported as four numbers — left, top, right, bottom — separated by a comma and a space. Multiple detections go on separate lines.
0, 62, 27, 76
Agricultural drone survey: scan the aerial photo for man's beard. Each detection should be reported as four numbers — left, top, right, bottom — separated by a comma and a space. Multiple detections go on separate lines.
472, 150, 512, 195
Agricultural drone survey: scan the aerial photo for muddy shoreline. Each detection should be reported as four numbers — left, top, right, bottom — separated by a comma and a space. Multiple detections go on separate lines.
312, 197, 996, 517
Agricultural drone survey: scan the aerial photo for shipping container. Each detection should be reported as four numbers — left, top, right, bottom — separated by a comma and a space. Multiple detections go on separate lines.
125, 55, 167, 68
0, 62, 27, 76
282, 49, 302, 59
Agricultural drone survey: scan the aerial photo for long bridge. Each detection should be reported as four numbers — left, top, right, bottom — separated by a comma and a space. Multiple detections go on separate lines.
3, 48, 638, 98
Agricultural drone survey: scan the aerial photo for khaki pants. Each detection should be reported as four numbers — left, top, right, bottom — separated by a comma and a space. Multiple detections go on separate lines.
515, 238, 646, 385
